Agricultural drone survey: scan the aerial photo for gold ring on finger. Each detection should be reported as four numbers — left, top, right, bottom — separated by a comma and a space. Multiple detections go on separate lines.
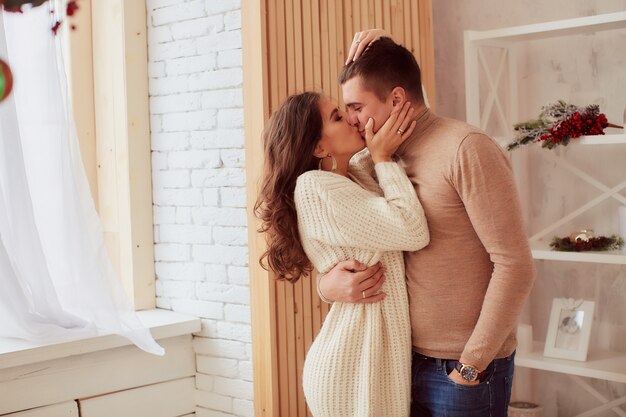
362, 290, 366, 299
397, 128, 404, 134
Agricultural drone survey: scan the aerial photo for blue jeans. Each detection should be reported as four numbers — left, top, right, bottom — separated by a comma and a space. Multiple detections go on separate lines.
410, 351, 515, 417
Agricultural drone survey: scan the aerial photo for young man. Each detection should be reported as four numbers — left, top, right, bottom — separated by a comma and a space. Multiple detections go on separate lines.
318, 34, 536, 416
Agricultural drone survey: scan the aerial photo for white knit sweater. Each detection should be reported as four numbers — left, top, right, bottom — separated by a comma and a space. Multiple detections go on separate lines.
295, 157, 430, 417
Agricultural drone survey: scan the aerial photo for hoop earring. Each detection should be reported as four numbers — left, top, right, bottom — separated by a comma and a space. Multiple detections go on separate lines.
318, 154, 337, 172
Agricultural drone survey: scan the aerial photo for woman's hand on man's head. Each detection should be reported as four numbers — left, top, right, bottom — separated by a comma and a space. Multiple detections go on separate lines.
346, 29, 391, 64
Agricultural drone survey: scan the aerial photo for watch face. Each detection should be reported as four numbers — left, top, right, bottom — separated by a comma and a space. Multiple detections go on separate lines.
460, 365, 478, 381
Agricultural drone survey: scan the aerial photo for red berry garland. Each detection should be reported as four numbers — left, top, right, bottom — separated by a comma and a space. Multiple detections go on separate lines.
508, 101, 619, 151
539, 111, 608, 146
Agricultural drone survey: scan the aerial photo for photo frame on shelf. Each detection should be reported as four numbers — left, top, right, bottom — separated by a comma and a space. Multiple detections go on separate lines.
544, 298, 595, 361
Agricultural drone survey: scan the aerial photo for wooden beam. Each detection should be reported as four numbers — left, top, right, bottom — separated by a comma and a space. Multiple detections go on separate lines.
91, 0, 155, 309
418, 0, 436, 111
66, 0, 97, 207
242, 2, 278, 417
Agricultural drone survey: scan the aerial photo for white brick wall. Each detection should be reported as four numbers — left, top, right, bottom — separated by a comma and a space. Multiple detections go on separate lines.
147, 1, 252, 416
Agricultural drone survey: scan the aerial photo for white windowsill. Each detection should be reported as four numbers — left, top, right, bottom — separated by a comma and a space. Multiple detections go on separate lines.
0, 309, 201, 370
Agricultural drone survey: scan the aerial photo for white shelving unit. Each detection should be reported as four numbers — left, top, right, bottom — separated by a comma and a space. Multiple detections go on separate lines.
530, 241, 626, 265
516, 343, 626, 384
465, 11, 626, 417
464, 11, 626, 133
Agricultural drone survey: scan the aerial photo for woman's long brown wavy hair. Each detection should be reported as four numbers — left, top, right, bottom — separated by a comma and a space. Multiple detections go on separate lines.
254, 92, 323, 282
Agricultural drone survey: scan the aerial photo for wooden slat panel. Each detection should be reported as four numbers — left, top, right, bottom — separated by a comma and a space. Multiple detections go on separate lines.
403, 0, 412, 51
285, 0, 296, 93
367, 0, 377, 29
319, 0, 331, 97
294, 280, 306, 417
267, 0, 278, 110
311, 0, 322, 89
418, 0, 436, 110
327, 0, 339, 102
360, 0, 368, 31
375, 0, 383, 31
352, 0, 361, 32
79, 378, 195, 417
383, 0, 392, 32
335, 0, 345, 105
390, 0, 403, 44
276, 281, 289, 417
245, 2, 436, 415
285, 284, 298, 417
3, 401, 78, 417
0, 336, 194, 414
343, 0, 353, 63
277, 0, 288, 102
410, 0, 421, 58
302, 0, 314, 90
293, 0, 305, 91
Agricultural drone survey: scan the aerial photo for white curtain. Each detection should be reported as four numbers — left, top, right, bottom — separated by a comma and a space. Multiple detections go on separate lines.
0, 6, 163, 355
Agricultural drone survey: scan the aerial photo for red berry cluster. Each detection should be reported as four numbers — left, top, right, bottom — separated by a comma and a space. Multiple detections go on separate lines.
539, 111, 608, 145
51, 1, 80, 35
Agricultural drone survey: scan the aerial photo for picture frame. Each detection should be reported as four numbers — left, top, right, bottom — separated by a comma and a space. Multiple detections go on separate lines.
543, 298, 595, 361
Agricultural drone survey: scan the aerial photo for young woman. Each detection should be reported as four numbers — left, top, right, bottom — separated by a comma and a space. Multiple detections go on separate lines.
255, 92, 429, 417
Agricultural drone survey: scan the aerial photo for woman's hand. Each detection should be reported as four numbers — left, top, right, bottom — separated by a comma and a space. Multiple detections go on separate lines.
365, 102, 416, 164
346, 29, 392, 64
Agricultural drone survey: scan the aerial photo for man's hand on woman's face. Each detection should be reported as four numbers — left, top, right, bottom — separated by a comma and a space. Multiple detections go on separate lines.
319, 260, 386, 303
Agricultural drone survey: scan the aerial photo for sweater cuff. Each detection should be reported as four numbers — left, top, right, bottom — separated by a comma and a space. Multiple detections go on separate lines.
374, 161, 414, 197
459, 349, 491, 372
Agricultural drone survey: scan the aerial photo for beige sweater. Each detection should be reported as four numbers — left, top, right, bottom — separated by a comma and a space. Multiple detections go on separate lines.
395, 108, 536, 370
295, 160, 429, 417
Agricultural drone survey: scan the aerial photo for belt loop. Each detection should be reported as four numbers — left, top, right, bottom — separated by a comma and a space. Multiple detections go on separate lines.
435, 357, 443, 371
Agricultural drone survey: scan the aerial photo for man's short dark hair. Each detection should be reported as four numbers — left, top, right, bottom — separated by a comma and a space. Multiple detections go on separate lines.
339, 37, 423, 103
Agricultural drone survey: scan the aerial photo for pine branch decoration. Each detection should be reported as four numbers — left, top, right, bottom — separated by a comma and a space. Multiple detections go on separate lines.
507, 101, 611, 151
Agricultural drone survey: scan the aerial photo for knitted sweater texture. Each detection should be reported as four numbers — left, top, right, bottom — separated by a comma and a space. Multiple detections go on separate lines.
295, 159, 429, 417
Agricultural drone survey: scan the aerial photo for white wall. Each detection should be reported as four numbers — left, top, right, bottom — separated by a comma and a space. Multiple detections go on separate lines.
433, 1, 626, 415
146, 1, 253, 416
433, 0, 626, 122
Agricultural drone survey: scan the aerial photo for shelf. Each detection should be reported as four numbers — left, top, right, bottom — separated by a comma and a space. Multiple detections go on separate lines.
578, 133, 626, 145
516, 342, 626, 384
496, 133, 626, 149
531, 242, 626, 265
466, 11, 626, 43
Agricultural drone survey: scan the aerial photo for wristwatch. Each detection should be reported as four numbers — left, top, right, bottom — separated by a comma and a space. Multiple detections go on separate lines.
454, 362, 481, 382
